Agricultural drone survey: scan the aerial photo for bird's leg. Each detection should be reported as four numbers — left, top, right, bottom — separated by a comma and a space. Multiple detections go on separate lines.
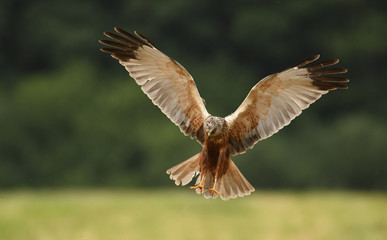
207, 147, 227, 197
207, 178, 222, 196
190, 174, 206, 193
191, 150, 206, 193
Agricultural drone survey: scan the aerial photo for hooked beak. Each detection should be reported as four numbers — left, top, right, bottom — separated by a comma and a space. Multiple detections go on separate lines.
207, 132, 211, 139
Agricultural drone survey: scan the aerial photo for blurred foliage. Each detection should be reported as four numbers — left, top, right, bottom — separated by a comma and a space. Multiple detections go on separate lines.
0, 0, 386, 189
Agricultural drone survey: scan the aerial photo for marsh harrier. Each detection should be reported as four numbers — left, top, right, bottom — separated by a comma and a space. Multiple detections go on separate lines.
99, 28, 348, 200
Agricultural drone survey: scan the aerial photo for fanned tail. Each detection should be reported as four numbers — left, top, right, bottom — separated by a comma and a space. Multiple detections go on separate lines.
166, 153, 200, 186
197, 159, 255, 200
166, 155, 255, 200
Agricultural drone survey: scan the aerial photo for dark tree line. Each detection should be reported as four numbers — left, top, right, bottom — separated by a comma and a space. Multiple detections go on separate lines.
0, 0, 386, 189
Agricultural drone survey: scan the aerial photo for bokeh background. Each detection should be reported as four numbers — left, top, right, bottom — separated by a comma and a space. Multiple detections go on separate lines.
0, 0, 386, 239
1, 0, 386, 190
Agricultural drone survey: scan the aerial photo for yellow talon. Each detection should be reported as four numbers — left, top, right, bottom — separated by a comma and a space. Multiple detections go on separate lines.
190, 184, 205, 190
191, 184, 206, 194
207, 187, 222, 196
207, 178, 222, 196
191, 176, 205, 193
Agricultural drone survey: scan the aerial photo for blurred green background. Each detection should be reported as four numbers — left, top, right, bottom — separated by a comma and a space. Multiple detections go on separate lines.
1, 1, 387, 239
0, 0, 386, 190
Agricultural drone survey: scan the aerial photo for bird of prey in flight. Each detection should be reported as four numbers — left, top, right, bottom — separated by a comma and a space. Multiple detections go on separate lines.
99, 28, 348, 200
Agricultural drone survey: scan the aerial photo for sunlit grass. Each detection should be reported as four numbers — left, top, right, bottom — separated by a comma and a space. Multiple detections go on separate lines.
0, 189, 386, 240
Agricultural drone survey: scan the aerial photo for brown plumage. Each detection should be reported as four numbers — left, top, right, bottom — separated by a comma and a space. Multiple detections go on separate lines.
99, 28, 349, 200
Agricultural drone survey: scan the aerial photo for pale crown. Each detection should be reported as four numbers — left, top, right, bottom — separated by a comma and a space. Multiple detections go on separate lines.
203, 116, 224, 136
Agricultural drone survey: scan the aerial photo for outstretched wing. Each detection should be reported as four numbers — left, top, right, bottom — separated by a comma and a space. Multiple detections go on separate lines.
99, 28, 209, 144
225, 55, 348, 155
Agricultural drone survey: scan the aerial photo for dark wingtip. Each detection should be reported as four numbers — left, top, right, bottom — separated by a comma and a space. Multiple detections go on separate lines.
292, 54, 320, 68
114, 27, 122, 33
308, 54, 320, 62
312, 81, 348, 91
305, 55, 349, 91
134, 31, 155, 48
99, 27, 143, 61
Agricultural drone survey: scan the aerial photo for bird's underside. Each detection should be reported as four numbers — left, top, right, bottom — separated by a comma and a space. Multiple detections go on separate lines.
99, 28, 349, 200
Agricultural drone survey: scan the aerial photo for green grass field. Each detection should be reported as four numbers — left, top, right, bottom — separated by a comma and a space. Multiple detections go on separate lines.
0, 189, 386, 240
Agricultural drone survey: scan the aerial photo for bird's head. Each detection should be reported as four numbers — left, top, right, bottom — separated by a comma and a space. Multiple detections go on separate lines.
203, 116, 224, 139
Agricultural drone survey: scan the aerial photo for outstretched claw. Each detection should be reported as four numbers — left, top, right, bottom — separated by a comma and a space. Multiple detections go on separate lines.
208, 178, 222, 196
207, 187, 222, 196
191, 176, 206, 193
190, 184, 206, 193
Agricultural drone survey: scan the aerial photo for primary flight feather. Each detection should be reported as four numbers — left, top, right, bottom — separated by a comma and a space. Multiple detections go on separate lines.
99, 28, 349, 200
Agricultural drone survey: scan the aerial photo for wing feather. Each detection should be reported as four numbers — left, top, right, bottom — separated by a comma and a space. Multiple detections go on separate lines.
100, 28, 209, 144
226, 55, 348, 155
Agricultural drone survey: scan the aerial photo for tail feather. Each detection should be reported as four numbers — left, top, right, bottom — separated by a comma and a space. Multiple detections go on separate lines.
228, 161, 252, 196
212, 160, 255, 200
166, 153, 200, 186
167, 154, 255, 200
196, 159, 255, 200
